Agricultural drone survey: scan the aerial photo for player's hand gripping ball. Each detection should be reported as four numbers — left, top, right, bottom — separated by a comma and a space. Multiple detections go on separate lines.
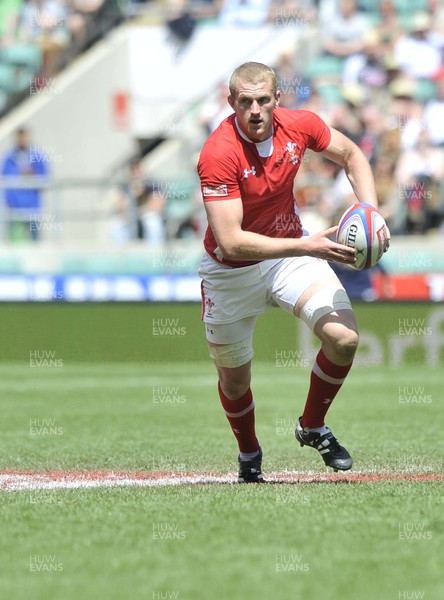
336, 202, 389, 270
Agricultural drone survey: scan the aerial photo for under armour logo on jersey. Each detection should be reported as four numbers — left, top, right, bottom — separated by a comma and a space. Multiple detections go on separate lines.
243, 166, 256, 178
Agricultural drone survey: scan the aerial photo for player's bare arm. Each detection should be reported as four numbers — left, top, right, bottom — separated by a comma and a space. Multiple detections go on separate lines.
322, 128, 378, 207
204, 197, 356, 264
322, 127, 390, 248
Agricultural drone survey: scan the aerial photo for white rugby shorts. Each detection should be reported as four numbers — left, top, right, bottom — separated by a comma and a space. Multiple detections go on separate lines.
199, 252, 350, 344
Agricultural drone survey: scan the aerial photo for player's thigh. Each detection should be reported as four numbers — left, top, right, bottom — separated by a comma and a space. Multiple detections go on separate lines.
266, 255, 356, 341
293, 273, 343, 318
265, 256, 346, 320
287, 262, 359, 361
200, 253, 268, 324
291, 266, 357, 341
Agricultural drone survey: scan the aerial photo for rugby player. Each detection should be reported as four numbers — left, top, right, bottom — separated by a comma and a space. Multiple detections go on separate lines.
197, 62, 389, 482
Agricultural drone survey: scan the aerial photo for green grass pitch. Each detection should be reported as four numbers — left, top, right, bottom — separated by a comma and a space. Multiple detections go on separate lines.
0, 302, 442, 600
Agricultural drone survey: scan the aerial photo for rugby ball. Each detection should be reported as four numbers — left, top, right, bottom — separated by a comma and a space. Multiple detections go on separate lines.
336, 203, 388, 270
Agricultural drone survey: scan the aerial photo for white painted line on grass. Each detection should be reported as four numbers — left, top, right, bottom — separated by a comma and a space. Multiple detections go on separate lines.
1, 471, 442, 492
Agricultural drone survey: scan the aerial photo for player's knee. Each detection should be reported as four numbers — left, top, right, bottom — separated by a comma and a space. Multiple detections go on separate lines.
332, 328, 359, 361
216, 362, 251, 400
218, 370, 251, 400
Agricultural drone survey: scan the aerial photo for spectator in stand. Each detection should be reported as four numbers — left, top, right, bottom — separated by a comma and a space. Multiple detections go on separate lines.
294, 151, 333, 234
423, 74, 444, 147
382, 53, 402, 87
317, 0, 338, 27
377, 0, 404, 52
218, 0, 272, 27
322, 0, 370, 58
428, 0, 444, 34
198, 81, 233, 135
388, 77, 424, 151
64, 1, 104, 52
426, 0, 444, 59
373, 127, 402, 232
18, 0, 71, 78
66, 0, 103, 15
1, 127, 49, 242
141, 185, 166, 244
274, 49, 298, 109
0, 0, 23, 47
328, 98, 361, 144
188, 0, 223, 21
372, 153, 399, 233
357, 103, 385, 166
270, 0, 317, 26
396, 130, 444, 234
114, 159, 166, 244
394, 12, 441, 80
274, 49, 311, 109
298, 87, 330, 122
342, 30, 387, 90
109, 191, 132, 245
165, 0, 198, 44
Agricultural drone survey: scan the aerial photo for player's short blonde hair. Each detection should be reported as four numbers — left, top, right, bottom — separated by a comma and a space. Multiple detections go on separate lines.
229, 62, 277, 98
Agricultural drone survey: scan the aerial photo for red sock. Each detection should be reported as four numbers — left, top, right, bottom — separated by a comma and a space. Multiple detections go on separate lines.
301, 349, 352, 429
218, 382, 260, 454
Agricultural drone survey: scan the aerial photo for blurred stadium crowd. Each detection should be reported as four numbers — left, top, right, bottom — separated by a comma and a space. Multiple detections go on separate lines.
0, 1, 123, 115
1, 0, 444, 245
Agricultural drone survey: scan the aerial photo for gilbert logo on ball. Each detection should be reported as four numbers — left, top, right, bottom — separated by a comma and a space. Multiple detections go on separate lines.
336, 202, 388, 270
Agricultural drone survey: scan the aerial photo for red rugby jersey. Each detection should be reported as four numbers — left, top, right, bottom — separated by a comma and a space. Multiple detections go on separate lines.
198, 107, 331, 267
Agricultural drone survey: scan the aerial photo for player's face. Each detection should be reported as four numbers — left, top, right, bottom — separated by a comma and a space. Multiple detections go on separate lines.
228, 81, 280, 142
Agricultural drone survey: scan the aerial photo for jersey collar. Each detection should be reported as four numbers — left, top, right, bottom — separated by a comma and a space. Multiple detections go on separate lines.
235, 117, 274, 158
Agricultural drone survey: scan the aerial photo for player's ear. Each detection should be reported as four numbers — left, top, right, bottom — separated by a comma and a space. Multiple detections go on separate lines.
228, 95, 235, 109
275, 90, 281, 106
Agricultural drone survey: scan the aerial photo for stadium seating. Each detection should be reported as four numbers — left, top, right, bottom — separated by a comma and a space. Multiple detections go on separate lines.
358, 0, 428, 13
0, 63, 18, 95
316, 83, 344, 104
1, 44, 42, 73
0, 53, 41, 113
303, 56, 345, 81
414, 79, 437, 103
